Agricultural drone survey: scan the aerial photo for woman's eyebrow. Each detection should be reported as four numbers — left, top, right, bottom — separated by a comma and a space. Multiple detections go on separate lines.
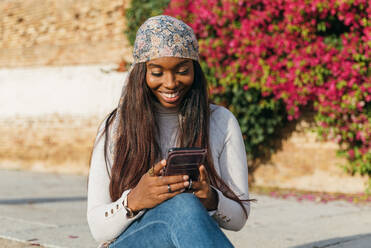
147, 63, 162, 68
175, 60, 191, 68
147, 60, 191, 69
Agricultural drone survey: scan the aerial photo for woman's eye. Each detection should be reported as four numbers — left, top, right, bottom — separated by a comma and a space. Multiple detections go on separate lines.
177, 69, 189, 75
151, 72, 162, 76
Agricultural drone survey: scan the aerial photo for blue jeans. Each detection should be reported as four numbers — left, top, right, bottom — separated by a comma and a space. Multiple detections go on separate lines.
109, 193, 234, 248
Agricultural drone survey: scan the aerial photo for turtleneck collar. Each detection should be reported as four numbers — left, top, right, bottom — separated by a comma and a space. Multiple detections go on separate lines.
153, 101, 179, 115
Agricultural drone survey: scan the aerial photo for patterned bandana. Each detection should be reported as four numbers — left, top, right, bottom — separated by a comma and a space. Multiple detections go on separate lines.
105, 15, 199, 169
133, 15, 199, 63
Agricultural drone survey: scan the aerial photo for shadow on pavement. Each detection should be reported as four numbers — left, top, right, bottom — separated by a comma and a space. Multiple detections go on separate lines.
0, 196, 86, 205
291, 233, 371, 248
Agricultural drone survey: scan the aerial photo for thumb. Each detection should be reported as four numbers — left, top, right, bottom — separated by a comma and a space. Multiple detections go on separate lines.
199, 165, 207, 182
153, 159, 167, 176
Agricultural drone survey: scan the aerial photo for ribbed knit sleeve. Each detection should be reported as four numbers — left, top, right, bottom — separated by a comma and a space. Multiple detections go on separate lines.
209, 105, 250, 231
87, 120, 145, 244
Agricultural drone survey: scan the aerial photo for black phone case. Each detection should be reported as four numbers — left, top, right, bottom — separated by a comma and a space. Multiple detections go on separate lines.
163, 147, 207, 181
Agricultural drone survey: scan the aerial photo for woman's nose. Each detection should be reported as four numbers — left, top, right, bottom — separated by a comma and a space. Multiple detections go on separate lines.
163, 72, 177, 89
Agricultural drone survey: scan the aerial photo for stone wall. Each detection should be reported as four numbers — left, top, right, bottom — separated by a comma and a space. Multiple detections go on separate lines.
0, 0, 132, 67
0, 65, 125, 175
0, 115, 99, 175
254, 116, 369, 194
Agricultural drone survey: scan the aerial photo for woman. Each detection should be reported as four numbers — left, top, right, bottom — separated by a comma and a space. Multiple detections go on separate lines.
87, 15, 250, 248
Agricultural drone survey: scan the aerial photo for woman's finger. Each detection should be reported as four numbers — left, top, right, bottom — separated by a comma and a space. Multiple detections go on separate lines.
156, 174, 189, 186
151, 159, 167, 176
159, 181, 189, 194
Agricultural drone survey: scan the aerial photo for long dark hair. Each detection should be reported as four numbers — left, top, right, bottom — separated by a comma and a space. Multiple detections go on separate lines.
101, 60, 250, 216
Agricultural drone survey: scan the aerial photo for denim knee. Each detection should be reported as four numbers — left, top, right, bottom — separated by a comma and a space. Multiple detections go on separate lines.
162, 193, 208, 221
119, 193, 232, 248
110, 221, 175, 248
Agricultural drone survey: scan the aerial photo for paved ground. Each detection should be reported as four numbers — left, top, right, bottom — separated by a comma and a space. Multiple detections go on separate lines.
0, 169, 370, 248
0, 237, 45, 248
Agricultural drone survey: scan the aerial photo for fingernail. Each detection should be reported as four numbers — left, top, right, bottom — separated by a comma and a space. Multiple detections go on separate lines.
183, 175, 189, 180
184, 181, 189, 187
161, 159, 166, 165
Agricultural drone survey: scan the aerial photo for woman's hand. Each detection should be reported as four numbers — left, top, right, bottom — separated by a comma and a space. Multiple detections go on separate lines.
192, 165, 218, 211
127, 159, 190, 212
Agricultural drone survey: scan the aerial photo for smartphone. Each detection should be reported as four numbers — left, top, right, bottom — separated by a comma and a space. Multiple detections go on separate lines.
162, 147, 207, 181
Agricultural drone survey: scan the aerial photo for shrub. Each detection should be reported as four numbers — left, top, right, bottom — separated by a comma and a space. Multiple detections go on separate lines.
125, 0, 170, 45
164, 0, 370, 177
201, 63, 288, 165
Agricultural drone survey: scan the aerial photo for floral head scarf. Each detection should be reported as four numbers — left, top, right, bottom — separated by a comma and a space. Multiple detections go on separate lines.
133, 15, 199, 63
106, 15, 199, 168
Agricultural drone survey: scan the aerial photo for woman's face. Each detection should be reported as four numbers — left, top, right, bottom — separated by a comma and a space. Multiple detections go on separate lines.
146, 57, 194, 108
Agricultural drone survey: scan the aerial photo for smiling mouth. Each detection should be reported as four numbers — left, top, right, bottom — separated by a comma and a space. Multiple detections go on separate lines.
159, 90, 181, 103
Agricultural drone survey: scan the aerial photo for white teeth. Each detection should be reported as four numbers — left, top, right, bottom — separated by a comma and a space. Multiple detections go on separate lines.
161, 91, 179, 98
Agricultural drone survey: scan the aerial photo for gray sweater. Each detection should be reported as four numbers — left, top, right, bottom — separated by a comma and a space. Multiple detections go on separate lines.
87, 104, 250, 244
